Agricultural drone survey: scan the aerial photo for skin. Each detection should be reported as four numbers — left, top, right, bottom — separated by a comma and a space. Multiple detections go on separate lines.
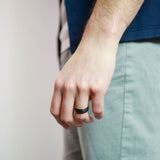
50, 0, 144, 129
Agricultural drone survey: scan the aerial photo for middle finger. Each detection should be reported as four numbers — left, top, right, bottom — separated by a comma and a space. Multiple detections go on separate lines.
60, 82, 83, 127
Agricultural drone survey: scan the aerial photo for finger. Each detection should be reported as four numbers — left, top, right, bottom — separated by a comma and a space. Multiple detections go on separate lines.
91, 92, 104, 120
50, 79, 70, 128
60, 81, 83, 127
74, 84, 94, 123
54, 116, 70, 129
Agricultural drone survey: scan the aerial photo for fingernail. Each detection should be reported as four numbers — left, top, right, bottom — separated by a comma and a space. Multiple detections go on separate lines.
95, 115, 101, 119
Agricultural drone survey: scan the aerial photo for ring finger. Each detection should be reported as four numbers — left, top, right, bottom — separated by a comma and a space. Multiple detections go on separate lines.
74, 86, 94, 123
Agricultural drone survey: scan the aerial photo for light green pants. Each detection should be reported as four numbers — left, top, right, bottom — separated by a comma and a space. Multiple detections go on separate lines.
62, 38, 160, 160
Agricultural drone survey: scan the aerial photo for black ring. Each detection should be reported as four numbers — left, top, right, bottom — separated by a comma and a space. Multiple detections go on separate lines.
74, 106, 89, 114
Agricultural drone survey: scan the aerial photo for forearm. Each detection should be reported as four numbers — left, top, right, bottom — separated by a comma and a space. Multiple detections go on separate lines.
82, 0, 144, 43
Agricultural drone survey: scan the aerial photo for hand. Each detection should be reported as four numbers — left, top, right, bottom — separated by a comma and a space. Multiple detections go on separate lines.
50, 36, 119, 129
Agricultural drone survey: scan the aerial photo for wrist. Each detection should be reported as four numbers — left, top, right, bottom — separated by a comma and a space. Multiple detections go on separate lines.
81, 0, 129, 44
83, 14, 126, 44
76, 27, 119, 57
79, 23, 120, 54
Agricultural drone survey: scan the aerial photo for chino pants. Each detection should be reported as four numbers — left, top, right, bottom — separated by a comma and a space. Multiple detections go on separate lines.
60, 38, 160, 160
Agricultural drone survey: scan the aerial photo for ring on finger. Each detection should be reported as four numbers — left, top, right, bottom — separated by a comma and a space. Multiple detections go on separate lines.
74, 105, 89, 114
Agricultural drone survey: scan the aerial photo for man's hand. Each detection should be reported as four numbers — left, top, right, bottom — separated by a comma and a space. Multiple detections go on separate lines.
50, 0, 144, 129
50, 34, 118, 129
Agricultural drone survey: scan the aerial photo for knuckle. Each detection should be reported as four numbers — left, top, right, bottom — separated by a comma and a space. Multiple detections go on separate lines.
92, 105, 103, 114
93, 109, 103, 115
76, 114, 87, 121
50, 108, 59, 117
60, 116, 72, 124
54, 77, 63, 89
90, 85, 101, 94
90, 79, 105, 94
64, 80, 75, 92
77, 82, 88, 92
96, 110, 103, 115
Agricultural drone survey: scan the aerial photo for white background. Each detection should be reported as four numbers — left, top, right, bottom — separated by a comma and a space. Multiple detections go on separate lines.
0, 0, 64, 159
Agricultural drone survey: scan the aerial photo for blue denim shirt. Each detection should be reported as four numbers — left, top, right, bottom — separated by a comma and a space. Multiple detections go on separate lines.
64, 0, 160, 54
